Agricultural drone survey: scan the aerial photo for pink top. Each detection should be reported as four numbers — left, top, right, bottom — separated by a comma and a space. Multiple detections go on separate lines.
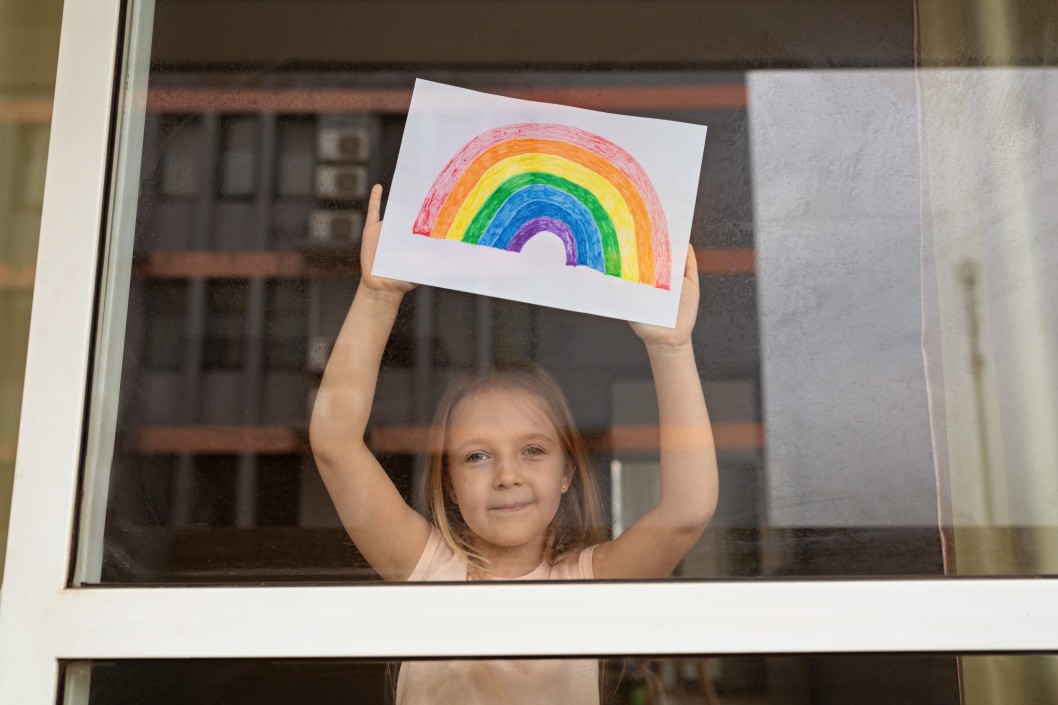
395, 528, 600, 705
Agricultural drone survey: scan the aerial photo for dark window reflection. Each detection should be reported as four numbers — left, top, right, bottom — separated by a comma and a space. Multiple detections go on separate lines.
265, 280, 307, 370
187, 455, 239, 526
256, 454, 302, 526
73, 654, 969, 705
276, 117, 316, 199
97, 0, 966, 585
159, 115, 201, 199
204, 280, 247, 370
143, 281, 187, 369
219, 116, 258, 199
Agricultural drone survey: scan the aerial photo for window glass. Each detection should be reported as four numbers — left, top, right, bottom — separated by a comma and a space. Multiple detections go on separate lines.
0, 0, 63, 582
276, 117, 315, 199
83, 0, 1058, 585
218, 116, 258, 200
158, 115, 201, 200
141, 280, 187, 369
65, 654, 1058, 705
264, 280, 308, 370
203, 280, 248, 370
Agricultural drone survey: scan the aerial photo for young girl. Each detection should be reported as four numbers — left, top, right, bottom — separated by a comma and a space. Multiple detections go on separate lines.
309, 185, 719, 704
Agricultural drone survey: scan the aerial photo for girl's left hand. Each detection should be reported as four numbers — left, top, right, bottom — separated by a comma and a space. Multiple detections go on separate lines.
629, 246, 699, 349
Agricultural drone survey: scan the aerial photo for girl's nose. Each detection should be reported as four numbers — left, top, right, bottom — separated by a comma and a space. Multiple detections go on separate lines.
494, 457, 523, 487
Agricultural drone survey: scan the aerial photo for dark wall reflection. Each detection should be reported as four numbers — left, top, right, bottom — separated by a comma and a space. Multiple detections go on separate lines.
80, 654, 964, 705
100, 0, 940, 584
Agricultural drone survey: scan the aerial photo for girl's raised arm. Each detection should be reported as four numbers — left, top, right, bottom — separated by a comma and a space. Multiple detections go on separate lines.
592, 247, 719, 579
309, 185, 432, 581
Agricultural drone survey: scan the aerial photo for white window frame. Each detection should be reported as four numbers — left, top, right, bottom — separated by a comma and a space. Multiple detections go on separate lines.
1, 0, 1056, 702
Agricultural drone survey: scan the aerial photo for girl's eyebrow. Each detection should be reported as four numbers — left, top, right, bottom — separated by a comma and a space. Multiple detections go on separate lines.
448, 431, 556, 452
520, 432, 557, 444
447, 435, 488, 452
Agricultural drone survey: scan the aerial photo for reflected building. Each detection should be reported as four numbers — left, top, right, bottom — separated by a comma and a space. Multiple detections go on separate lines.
107, 71, 768, 584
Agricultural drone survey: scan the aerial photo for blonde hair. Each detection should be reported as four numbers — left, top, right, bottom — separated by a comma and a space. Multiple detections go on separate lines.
418, 363, 606, 570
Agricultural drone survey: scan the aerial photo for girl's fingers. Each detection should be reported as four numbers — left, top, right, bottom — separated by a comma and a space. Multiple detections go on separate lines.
685, 245, 698, 284
366, 184, 383, 224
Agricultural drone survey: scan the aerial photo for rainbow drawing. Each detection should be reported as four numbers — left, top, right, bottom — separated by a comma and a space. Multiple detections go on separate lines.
413, 123, 671, 289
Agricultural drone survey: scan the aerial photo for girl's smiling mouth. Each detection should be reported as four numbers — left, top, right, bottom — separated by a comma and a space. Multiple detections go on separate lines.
491, 502, 531, 512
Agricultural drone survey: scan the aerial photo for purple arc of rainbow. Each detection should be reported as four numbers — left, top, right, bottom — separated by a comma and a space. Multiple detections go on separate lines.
509, 216, 578, 265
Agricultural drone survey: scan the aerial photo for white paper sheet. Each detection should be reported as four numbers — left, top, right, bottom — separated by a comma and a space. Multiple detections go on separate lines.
373, 79, 707, 326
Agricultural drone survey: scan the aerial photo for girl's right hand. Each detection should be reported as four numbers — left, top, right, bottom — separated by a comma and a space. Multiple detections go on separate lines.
358, 184, 417, 296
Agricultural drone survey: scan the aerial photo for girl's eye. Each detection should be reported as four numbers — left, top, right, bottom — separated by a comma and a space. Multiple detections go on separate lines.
464, 451, 488, 463
524, 445, 545, 457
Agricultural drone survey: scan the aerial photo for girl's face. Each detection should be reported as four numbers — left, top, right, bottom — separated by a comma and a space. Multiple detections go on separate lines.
444, 386, 572, 560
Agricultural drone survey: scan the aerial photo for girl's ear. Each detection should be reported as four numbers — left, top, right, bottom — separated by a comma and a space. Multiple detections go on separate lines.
561, 463, 575, 493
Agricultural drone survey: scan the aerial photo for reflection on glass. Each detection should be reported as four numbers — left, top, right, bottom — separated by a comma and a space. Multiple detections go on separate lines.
203, 280, 247, 370
265, 280, 307, 370
219, 116, 258, 199
99, 67, 757, 585
73, 654, 1058, 705
159, 115, 201, 199
143, 280, 187, 369
85, 0, 1057, 584
186, 455, 238, 525
276, 117, 315, 199
0, 0, 63, 582
12, 124, 50, 208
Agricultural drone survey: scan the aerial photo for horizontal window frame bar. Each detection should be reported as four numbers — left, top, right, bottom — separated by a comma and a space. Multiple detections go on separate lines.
38, 579, 1058, 659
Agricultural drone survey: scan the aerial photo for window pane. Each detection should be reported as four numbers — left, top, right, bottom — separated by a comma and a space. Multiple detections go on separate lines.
276, 117, 315, 199
158, 115, 201, 199
67, 654, 1058, 705
0, 0, 63, 583
219, 116, 257, 199
203, 280, 247, 370
264, 280, 307, 370
141, 280, 187, 369
82, 0, 1058, 585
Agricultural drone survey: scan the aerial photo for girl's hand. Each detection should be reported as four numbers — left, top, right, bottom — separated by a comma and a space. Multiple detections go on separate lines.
629, 246, 699, 349
358, 184, 417, 297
